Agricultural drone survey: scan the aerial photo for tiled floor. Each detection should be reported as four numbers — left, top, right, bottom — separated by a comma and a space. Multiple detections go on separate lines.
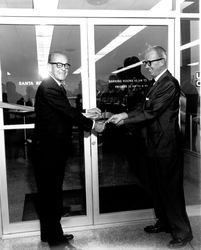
0, 216, 200, 250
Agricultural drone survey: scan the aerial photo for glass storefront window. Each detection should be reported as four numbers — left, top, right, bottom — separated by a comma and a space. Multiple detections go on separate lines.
180, 18, 200, 206
5, 129, 36, 222
0, 1, 200, 236
5, 128, 87, 222
1, 24, 88, 223
94, 24, 168, 214
0, 24, 83, 125
180, 19, 200, 153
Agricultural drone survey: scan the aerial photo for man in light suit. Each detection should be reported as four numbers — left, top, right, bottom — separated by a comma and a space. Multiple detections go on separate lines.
33, 51, 102, 247
108, 46, 193, 248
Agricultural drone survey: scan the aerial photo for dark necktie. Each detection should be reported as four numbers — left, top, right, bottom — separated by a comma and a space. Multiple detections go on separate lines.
148, 78, 155, 91
60, 83, 66, 95
150, 78, 155, 85
60, 83, 70, 105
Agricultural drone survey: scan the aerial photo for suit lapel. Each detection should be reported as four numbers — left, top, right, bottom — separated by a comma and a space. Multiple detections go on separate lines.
48, 77, 67, 96
146, 70, 171, 97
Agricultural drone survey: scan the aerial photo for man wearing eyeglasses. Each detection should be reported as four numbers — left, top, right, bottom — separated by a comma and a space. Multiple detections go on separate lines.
33, 51, 103, 247
108, 46, 193, 248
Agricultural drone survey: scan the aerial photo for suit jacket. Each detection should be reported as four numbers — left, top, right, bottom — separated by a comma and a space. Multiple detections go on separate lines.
34, 76, 93, 145
124, 70, 181, 157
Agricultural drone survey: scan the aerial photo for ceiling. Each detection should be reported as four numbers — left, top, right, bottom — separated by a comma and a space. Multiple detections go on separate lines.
0, 0, 164, 10
0, 0, 199, 11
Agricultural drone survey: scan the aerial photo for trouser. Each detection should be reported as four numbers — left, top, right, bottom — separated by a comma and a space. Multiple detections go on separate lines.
147, 154, 193, 239
33, 139, 68, 240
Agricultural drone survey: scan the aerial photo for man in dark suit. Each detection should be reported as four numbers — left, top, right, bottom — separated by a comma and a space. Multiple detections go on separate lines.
33, 51, 102, 247
108, 46, 193, 248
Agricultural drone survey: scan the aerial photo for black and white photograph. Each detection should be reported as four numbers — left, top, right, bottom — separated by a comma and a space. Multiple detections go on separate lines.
0, 0, 200, 249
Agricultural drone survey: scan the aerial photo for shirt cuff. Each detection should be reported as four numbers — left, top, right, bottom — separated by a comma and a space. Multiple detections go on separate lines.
92, 120, 95, 129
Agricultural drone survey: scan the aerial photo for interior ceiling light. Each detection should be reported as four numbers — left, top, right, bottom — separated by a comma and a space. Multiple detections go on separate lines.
187, 62, 199, 66
33, 0, 58, 9
35, 25, 54, 78
33, 0, 59, 78
180, 40, 199, 51
73, 0, 171, 74
87, 0, 109, 5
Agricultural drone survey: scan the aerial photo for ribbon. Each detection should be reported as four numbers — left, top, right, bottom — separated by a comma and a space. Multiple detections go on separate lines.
0, 101, 34, 112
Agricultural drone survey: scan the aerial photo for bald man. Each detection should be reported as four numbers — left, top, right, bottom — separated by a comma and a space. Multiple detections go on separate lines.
108, 46, 193, 248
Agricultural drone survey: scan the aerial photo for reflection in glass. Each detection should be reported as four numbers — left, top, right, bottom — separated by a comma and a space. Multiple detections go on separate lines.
98, 124, 152, 213
180, 0, 199, 13
5, 129, 37, 222
2, 81, 36, 125
95, 25, 168, 213
5, 127, 87, 222
2, 24, 87, 223
0, 24, 82, 125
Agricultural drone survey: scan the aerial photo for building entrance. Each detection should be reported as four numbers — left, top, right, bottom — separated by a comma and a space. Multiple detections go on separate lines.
0, 17, 175, 237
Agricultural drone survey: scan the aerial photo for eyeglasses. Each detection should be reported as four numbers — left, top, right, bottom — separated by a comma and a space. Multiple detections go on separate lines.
142, 58, 164, 67
49, 62, 71, 69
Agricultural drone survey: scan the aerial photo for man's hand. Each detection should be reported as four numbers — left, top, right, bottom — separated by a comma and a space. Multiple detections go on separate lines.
87, 107, 101, 115
94, 121, 105, 133
106, 112, 128, 125
85, 107, 102, 120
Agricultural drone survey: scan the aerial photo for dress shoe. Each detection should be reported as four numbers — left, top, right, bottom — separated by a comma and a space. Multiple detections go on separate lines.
144, 221, 170, 233
47, 236, 69, 247
63, 234, 74, 240
168, 236, 193, 248
41, 234, 74, 244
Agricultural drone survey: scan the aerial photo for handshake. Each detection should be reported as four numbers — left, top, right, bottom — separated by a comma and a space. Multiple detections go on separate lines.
86, 108, 128, 133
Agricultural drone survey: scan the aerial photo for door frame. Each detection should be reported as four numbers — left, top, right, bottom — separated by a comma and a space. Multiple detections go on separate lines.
0, 16, 200, 239
88, 18, 175, 225
0, 17, 95, 236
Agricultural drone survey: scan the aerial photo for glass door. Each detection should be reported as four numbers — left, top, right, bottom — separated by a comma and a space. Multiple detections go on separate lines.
0, 16, 176, 236
88, 18, 174, 224
0, 18, 94, 235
